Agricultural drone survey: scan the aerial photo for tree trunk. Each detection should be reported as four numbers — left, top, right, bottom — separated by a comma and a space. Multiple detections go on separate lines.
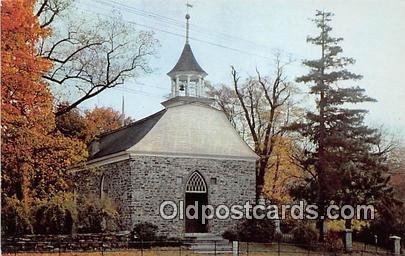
317, 218, 326, 242
256, 157, 268, 200
317, 13, 327, 242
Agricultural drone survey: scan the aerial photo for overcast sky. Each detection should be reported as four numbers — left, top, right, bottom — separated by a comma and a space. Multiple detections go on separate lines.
77, 0, 405, 141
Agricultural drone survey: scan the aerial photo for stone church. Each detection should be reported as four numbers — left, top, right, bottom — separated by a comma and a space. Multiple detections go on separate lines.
74, 14, 257, 236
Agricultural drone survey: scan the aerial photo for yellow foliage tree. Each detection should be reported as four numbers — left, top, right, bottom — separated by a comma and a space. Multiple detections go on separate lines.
263, 137, 303, 204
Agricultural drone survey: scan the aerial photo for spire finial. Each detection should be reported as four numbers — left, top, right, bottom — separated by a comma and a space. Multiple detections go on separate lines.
185, 1, 192, 44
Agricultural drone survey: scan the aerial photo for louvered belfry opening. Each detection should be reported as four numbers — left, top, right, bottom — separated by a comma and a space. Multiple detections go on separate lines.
185, 171, 207, 193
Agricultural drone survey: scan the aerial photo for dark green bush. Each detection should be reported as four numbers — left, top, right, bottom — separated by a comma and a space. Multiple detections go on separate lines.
1, 196, 34, 235
354, 203, 405, 250
324, 231, 343, 251
280, 218, 299, 233
153, 237, 184, 247
354, 221, 405, 249
237, 219, 276, 243
131, 222, 158, 241
222, 229, 238, 241
76, 194, 120, 233
291, 223, 318, 249
2, 193, 76, 235
34, 192, 76, 235
351, 196, 405, 250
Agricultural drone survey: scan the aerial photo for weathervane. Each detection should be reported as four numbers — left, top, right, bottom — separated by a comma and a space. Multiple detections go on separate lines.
185, 0, 192, 43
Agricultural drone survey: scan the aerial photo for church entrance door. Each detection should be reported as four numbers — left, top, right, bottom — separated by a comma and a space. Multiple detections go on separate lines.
185, 172, 208, 233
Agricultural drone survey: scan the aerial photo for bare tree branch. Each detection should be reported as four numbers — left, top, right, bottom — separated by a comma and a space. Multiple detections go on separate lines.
36, 6, 158, 116
227, 56, 297, 198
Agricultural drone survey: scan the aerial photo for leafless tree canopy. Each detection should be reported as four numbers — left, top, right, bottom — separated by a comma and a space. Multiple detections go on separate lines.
209, 56, 299, 197
36, 0, 71, 29
36, 0, 158, 116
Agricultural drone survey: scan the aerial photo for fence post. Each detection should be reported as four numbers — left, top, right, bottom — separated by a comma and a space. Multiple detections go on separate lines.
274, 219, 281, 234
214, 240, 217, 256
100, 236, 104, 256
361, 243, 365, 256
277, 240, 280, 256
246, 242, 249, 256
141, 240, 144, 256
374, 235, 378, 254
232, 241, 239, 256
179, 243, 182, 256
389, 236, 401, 255
344, 229, 353, 253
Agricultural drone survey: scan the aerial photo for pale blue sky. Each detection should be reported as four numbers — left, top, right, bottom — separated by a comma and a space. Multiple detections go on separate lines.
77, 0, 405, 140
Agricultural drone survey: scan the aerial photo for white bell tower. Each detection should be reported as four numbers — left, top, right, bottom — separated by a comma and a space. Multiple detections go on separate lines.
167, 8, 208, 98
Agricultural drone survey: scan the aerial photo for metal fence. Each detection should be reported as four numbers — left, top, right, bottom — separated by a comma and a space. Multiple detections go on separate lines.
1, 240, 403, 256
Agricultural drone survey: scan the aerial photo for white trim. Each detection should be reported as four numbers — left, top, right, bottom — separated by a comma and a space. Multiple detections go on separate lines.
69, 151, 131, 172
70, 148, 256, 174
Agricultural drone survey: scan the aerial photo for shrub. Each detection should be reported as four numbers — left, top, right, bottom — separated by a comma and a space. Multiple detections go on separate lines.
353, 202, 405, 249
222, 229, 238, 241
1, 196, 34, 235
327, 219, 365, 232
324, 231, 343, 251
152, 236, 184, 247
291, 223, 318, 249
131, 222, 158, 241
280, 218, 299, 234
354, 203, 405, 249
273, 231, 284, 242
237, 219, 275, 243
76, 193, 120, 233
34, 192, 77, 234
354, 221, 405, 249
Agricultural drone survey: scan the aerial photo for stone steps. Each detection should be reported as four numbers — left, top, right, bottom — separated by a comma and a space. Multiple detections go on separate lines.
184, 233, 233, 254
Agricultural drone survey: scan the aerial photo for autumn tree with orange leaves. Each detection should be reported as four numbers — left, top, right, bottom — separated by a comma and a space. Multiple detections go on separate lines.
56, 104, 133, 144
82, 107, 132, 143
1, 0, 87, 234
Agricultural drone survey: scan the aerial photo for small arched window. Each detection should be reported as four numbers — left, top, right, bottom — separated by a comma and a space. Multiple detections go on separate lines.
100, 175, 108, 198
185, 172, 207, 193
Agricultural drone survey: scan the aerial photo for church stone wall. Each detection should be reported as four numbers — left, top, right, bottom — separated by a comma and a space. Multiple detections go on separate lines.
73, 160, 134, 229
129, 155, 256, 236
75, 155, 256, 237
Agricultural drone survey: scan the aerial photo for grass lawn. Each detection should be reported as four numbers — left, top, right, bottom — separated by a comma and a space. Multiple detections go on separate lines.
4, 242, 392, 256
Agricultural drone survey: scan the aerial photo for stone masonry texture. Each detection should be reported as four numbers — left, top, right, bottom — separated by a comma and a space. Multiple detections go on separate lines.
74, 155, 256, 237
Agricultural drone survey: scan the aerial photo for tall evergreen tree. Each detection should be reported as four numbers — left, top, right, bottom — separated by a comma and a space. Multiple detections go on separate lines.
290, 11, 393, 240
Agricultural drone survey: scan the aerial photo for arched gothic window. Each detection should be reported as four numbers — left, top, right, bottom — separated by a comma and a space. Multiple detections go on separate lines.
185, 172, 207, 193
100, 175, 108, 198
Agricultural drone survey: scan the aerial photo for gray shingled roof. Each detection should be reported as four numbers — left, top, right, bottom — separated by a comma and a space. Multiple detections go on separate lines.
89, 109, 166, 160
167, 43, 207, 76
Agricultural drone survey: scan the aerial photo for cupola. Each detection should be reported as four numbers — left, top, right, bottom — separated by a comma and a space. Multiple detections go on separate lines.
167, 13, 208, 98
